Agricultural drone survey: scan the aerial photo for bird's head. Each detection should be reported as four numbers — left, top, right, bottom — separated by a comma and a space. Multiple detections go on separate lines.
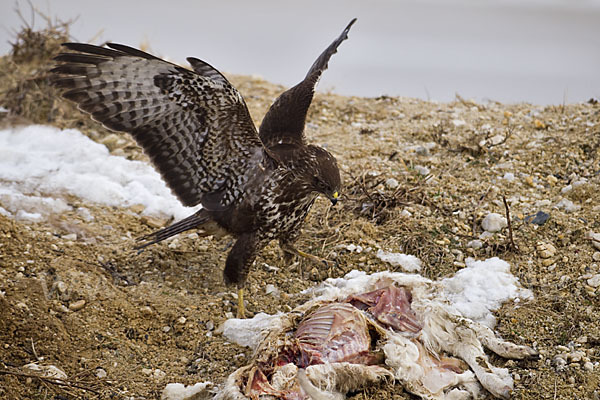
308, 146, 341, 205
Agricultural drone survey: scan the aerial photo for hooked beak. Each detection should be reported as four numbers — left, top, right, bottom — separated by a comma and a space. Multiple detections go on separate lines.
330, 191, 339, 206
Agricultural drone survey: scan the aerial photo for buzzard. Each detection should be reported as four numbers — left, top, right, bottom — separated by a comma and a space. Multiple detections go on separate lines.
51, 18, 356, 317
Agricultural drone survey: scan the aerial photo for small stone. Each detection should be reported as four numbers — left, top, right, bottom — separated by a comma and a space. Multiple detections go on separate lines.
69, 300, 86, 311
162, 326, 171, 333
265, 284, 279, 297
593, 252, 600, 262
546, 175, 558, 185
177, 316, 187, 324
536, 242, 557, 258
153, 369, 166, 380
553, 355, 567, 371
141, 368, 152, 376
414, 165, 430, 176
586, 274, 600, 288
588, 231, 600, 251
555, 198, 580, 213
95, 368, 107, 379
568, 376, 576, 384
583, 361, 594, 372
56, 281, 67, 294
205, 320, 215, 331
385, 178, 399, 189
467, 239, 483, 250
62, 233, 77, 241
140, 215, 166, 229
140, 306, 153, 316
525, 176, 535, 187
534, 119, 546, 129
525, 211, 550, 226
400, 209, 412, 218
502, 172, 515, 181
481, 213, 507, 233
130, 204, 145, 214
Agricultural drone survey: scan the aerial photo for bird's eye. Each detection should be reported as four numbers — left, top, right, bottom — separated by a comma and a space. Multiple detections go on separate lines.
313, 176, 328, 192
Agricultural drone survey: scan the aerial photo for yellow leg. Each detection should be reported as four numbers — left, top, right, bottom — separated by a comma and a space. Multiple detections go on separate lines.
236, 288, 245, 319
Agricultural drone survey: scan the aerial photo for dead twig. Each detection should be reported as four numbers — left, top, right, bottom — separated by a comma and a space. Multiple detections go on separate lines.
503, 195, 519, 253
471, 185, 492, 235
0, 369, 101, 395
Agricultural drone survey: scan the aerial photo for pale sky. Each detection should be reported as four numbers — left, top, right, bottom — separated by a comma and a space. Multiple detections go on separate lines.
1, 0, 599, 104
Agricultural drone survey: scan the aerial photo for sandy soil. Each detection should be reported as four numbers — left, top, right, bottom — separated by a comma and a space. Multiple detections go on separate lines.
0, 24, 599, 400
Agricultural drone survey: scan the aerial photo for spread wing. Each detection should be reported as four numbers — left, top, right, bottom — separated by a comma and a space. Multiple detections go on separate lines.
258, 18, 356, 147
51, 43, 265, 208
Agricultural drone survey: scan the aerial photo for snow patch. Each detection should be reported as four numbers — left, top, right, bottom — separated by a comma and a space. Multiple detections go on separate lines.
161, 382, 212, 400
376, 250, 422, 272
0, 125, 200, 221
441, 257, 532, 327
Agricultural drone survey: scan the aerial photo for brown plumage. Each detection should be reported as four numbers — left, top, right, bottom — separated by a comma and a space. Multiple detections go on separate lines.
51, 19, 356, 317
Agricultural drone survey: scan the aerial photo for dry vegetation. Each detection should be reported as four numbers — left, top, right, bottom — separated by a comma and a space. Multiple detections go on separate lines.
0, 18, 599, 400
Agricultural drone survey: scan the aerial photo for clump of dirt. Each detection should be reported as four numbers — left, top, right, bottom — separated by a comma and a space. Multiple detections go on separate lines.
1, 21, 599, 400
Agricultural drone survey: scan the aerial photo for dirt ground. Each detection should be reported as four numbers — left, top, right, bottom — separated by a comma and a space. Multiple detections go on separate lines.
0, 23, 599, 400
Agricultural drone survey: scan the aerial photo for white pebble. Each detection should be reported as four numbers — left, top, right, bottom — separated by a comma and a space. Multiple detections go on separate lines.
140, 306, 153, 316
414, 165, 430, 176
502, 172, 515, 181
561, 184, 572, 193
467, 239, 483, 249
555, 198, 580, 213
56, 281, 67, 294
588, 231, 600, 251
141, 367, 153, 376
177, 316, 187, 324
95, 368, 107, 379
265, 284, 280, 297
62, 233, 77, 241
385, 178, 399, 189
481, 213, 507, 233
587, 274, 600, 288
583, 361, 594, 372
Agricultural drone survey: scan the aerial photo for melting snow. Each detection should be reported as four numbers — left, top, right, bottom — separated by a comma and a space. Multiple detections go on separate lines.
224, 257, 532, 350
376, 250, 422, 272
161, 382, 212, 400
0, 125, 200, 221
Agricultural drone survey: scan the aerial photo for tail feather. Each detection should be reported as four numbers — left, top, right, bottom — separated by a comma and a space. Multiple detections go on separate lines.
135, 210, 211, 250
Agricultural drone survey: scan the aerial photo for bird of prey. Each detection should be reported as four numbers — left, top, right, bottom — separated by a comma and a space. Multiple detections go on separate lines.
51, 18, 356, 318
